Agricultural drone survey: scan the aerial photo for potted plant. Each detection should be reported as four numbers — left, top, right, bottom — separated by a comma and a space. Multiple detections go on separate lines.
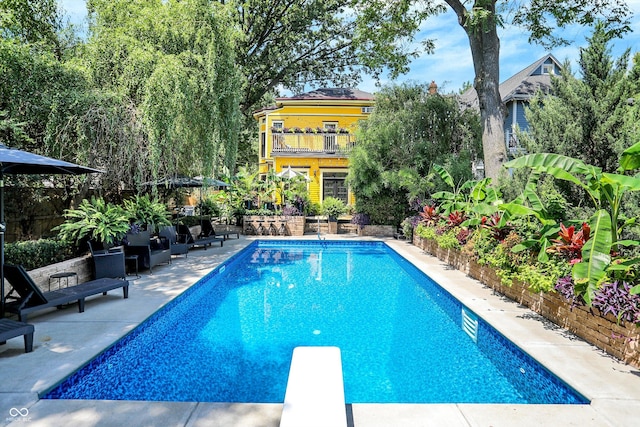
322, 197, 346, 233
54, 196, 130, 248
124, 195, 172, 234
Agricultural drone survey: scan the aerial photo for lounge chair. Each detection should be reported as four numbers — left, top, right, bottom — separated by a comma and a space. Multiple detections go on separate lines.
3, 264, 129, 322
158, 225, 190, 258
0, 319, 34, 353
176, 224, 223, 250
88, 241, 127, 279
201, 219, 239, 240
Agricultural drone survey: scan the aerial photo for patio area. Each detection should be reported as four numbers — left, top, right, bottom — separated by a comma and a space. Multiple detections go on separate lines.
1, 235, 640, 427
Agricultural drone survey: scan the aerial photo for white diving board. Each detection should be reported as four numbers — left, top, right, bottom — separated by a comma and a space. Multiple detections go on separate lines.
280, 346, 347, 427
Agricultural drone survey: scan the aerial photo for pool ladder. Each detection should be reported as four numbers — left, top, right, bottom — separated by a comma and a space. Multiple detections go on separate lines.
461, 308, 478, 343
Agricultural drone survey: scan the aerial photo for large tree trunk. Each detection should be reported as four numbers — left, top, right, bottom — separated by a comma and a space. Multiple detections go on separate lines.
447, 1, 507, 180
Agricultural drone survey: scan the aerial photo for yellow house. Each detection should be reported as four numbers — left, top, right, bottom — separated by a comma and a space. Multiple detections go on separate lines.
253, 88, 375, 206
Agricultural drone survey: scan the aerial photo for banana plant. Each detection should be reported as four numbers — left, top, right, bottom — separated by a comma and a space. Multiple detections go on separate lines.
504, 141, 640, 303
432, 164, 501, 216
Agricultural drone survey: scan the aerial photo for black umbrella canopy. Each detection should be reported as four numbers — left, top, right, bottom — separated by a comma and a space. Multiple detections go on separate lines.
0, 144, 103, 316
0, 144, 103, 175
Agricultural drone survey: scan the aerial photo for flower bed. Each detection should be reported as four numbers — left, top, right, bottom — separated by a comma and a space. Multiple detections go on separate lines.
414, 235, 640, 368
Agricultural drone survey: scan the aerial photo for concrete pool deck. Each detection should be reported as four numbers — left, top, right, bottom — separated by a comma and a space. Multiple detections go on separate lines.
1, 235, 639, 426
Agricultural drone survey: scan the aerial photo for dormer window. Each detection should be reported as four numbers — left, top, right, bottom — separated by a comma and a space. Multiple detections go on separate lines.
542, 64, 555, 75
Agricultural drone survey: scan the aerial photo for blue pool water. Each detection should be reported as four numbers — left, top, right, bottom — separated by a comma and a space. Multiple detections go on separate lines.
43, 241, 587, 404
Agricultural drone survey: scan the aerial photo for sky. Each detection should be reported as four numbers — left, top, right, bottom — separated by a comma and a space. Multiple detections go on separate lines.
58, 0, 640, 94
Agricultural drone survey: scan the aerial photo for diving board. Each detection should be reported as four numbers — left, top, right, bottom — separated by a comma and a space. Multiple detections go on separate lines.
280, 346, 347, 427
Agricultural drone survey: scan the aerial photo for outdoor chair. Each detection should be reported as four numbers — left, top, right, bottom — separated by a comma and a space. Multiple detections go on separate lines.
201, 219, 240, 240
88, 241, 127, 280
176, 224, 223, 250
3, 264, 129, 322
124, 230, 171, 273
159, 225, 190, 258
0, 319, 35, 353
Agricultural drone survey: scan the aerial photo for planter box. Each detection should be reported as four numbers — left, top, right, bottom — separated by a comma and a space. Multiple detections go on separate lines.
243, 215, 305, 236
413, 235, 640, 368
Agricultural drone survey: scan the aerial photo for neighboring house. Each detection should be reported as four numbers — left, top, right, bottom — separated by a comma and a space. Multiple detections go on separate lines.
460, 54, 562, 156
253, 88, 375, 206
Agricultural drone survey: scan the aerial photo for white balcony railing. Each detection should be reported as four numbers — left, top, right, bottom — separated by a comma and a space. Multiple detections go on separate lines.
271, 132, 356, 154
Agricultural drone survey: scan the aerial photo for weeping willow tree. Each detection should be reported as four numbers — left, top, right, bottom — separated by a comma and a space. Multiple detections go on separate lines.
80, 0, 242, 182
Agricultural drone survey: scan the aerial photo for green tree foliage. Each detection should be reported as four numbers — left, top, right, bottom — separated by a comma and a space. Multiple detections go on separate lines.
231, 0, 444, 113
84, 0, 242, 179
349, 83, 481, 224
521, 23, 640, 211
0, 0, 65, 56
523, 22, 640, 173
440, 0, 631, 180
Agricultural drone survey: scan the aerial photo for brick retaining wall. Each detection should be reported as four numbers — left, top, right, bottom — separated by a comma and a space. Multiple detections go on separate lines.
413, 235, 640, 368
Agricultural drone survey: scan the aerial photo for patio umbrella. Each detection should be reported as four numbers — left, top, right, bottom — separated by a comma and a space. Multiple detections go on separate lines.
0, 144, 102, 316
276, 166, 310, 181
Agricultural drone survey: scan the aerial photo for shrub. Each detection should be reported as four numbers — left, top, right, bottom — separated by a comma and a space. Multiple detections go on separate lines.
351, 213, 371, 227
5, 239, 74, 270
322, 197, 346, 219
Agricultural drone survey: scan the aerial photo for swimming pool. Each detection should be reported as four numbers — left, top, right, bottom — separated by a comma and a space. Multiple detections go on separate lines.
43, 240, 587, 404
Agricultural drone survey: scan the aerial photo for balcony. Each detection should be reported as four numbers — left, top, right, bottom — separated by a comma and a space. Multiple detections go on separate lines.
271, 132, 356, 155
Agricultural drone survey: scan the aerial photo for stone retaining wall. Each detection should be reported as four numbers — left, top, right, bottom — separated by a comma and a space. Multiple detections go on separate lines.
413, 235, 640, 368
26, 256, 93, 292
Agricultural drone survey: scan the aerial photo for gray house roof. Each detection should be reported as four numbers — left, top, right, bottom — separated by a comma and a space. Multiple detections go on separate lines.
277, 88, 375, 101
459, 54, 561, 109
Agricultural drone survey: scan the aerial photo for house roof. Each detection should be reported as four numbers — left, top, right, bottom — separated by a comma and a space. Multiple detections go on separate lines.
277, 88, 375, 102
459, 54, 561, 109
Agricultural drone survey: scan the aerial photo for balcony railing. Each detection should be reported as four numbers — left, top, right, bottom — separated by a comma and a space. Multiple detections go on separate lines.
271, 132, 356, 154
506, 130, 526, 157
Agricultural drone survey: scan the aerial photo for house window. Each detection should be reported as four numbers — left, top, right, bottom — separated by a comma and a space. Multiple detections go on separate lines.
361, 106, 374, 113
260, 132, 266, 158
272, 121, 284, 132
542, 64, 555, 75
323, 172, 348, 204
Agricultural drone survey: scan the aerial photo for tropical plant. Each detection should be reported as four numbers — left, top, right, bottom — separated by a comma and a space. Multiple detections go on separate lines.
419, 204, 439, 226
546, 223, 591, 263
54, 197, 130, 246
322, 197, 347, 219
123, 195, 171, 233
504, 142, 640, 304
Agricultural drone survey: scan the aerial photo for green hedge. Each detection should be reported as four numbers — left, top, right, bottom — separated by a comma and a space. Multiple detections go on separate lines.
5, 239, 74, 270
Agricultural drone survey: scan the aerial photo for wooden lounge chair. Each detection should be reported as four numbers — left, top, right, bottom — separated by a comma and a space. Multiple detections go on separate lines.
3, 264, 129, 322
0, 319, 34, 353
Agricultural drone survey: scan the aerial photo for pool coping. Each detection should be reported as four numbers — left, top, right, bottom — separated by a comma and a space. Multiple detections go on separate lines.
1, 235, 639, 426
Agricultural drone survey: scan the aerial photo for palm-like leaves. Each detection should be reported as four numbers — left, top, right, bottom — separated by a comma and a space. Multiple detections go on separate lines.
55, 197, 130, 245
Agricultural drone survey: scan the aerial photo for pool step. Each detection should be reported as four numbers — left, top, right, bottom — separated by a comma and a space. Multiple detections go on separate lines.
462, 307, 479, 342
280, 346, 347, 427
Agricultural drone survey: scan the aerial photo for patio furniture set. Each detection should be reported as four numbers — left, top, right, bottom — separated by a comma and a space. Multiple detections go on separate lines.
0, 221, 239, 354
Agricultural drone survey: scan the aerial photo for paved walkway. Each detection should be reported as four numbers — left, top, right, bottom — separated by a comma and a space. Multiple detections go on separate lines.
1, 235, 639, 426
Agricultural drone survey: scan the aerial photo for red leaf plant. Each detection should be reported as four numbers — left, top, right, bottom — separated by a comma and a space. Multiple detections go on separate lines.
481, 212, 511, 242
547, 223, 590, 263
447, 211, 467, 228
419, 204, 440, 226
